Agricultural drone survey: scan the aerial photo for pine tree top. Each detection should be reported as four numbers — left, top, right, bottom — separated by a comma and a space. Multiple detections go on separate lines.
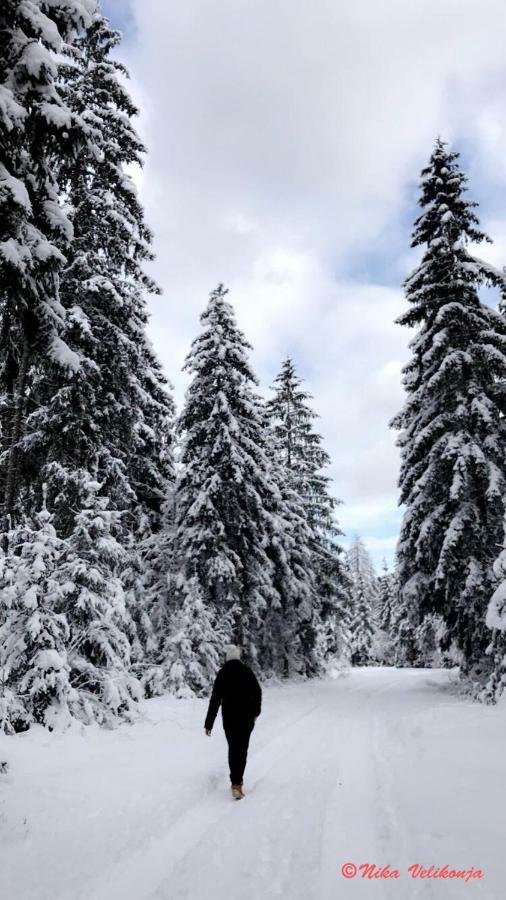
182, 284, 258, 392
399, 139, 505, 329
179, 285, 273, 491
412, 138, 488, 250
269, 356, 317, 414
267, 354, 341, 539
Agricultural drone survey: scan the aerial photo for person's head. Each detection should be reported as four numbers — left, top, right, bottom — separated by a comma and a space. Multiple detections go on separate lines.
225, 644, 241, 662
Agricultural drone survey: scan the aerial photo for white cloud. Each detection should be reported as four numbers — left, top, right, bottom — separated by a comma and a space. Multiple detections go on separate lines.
118, 0, 506, 565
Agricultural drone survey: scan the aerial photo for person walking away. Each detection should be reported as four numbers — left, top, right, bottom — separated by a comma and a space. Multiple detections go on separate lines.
204, 644, 262, 800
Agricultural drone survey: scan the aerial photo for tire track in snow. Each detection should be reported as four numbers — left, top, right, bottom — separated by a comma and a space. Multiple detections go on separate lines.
369, 680, 466, 900
157, 685, 356, 900
370, 714, 414, 899
317, 677, 403, 900
83, 697, 325, 900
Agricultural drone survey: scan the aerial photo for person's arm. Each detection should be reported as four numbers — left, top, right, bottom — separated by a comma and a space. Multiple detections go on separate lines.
250, 670, 262, 718
204, 669, 223, 733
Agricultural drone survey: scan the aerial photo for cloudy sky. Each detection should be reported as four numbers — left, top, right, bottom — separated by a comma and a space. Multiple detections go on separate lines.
102, 0, 506, 568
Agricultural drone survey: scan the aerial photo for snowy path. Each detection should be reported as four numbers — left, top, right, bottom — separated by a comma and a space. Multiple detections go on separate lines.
1, 668, 505, 900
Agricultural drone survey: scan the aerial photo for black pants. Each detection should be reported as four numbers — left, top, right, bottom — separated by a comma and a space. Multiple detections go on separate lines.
224, 719, 254, 785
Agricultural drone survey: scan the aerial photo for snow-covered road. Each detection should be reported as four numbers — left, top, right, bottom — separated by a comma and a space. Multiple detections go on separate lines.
1, 668, 505, 900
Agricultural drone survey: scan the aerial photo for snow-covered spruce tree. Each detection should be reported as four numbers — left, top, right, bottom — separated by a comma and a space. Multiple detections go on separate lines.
374, 564, 428, 666
377, 560, 394, 632
76, 15, 174, 535
62, 15, 175, 672
0, 6, 171, 726
120, 347, 175, 682
262, 461, 318, 678
391, 139, 506, 680
164, 576, 226, 697
372, 560, 396, 664
0, 502, 75, 733
389, 583, 418, 667
477, 540, 506, 702
345, 536, 379, 666
173, 286, 317, 685
23, 13, 175, 530
20, 14, 175, 682
267, 358, 328, 507
482, 372, 506, 701
267, 357, 349, 666
134, 487, 178, 697
57, 479, 142, 725
0, 0, 96, 538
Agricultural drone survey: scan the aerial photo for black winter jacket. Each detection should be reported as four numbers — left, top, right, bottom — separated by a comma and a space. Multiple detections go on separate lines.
204, 660, 262, 731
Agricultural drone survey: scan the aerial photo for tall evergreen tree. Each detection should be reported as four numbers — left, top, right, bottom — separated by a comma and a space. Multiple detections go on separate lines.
391, 139, 506, 677
267, 357, 348, 665
59, 15, 175, 671
0, 8, 173, 727
17, 13, 173, 678
345, 536, 378, 665
22, 14, 175, 529
173, 286, 317, 682
0, 0, 97, 537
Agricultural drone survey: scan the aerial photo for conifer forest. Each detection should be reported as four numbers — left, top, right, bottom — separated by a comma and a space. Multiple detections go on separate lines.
3, 4, 506, 899
1, 1, 506, 741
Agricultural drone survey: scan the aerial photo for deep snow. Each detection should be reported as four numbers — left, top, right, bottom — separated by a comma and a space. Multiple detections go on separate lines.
1, 668, 505, 900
